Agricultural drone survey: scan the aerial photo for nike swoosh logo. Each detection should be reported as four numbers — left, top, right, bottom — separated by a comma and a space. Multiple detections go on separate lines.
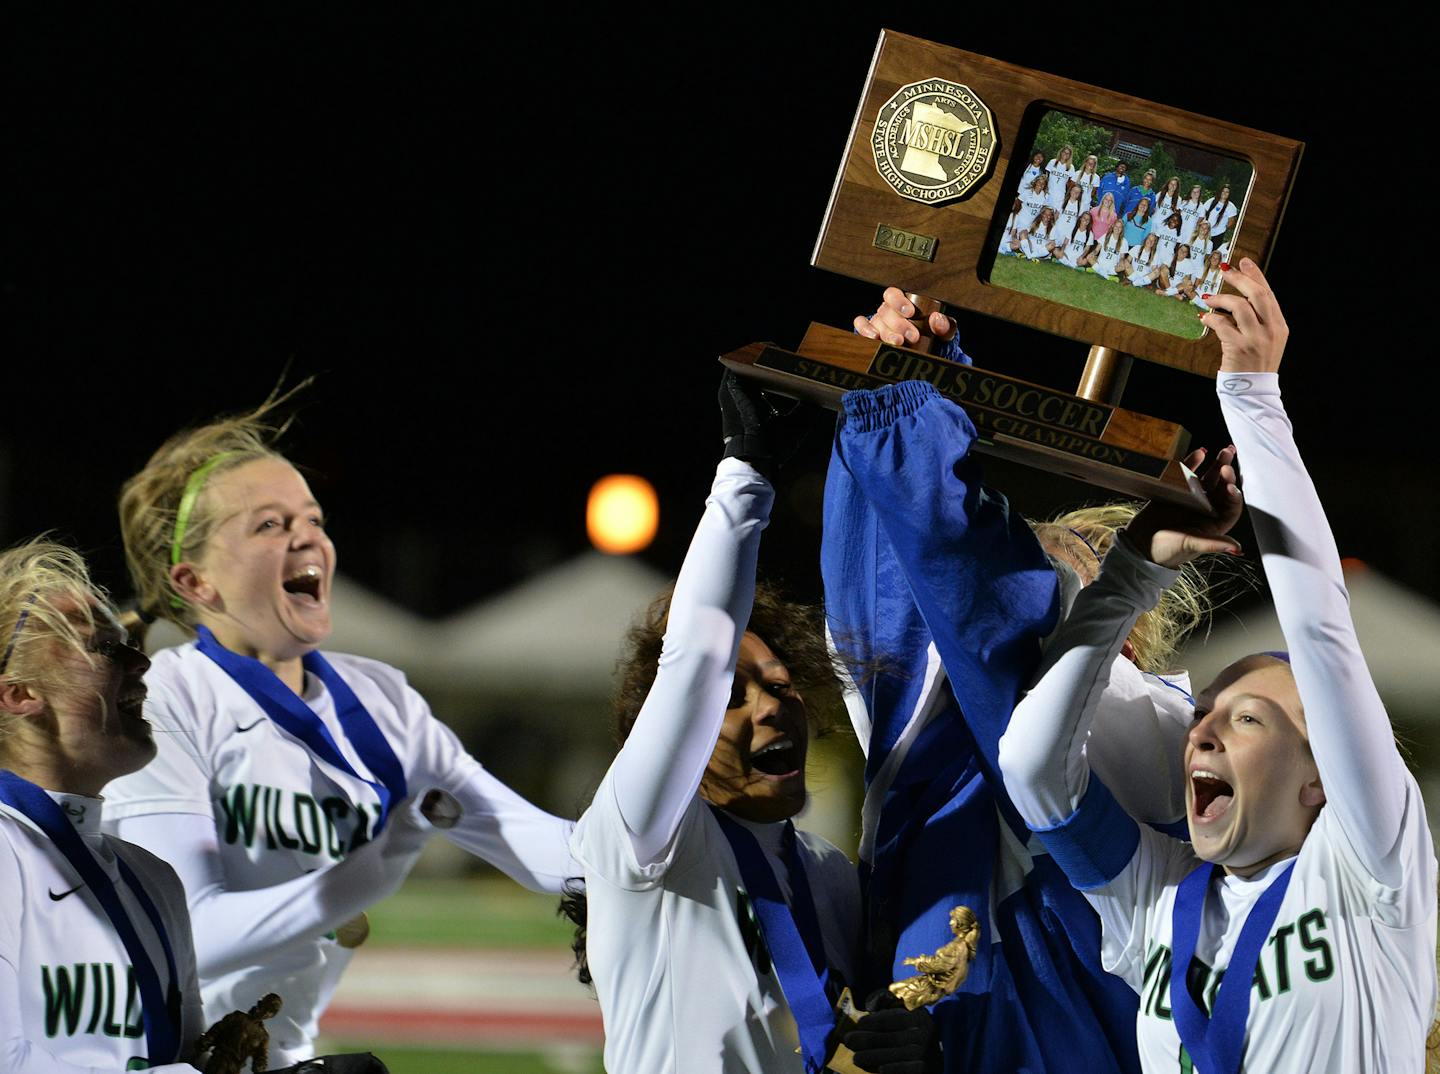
49, 884, 85, 901
235, 720, 264, 733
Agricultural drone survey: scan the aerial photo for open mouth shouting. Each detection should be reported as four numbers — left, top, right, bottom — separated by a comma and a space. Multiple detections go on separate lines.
283, 564, 326, 605
750, 736, 802, 780
1190, 768, 1235, 825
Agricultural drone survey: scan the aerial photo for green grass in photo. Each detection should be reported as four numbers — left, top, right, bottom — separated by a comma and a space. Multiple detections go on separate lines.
990, 255, 1204, 339
365, 876, 572, 948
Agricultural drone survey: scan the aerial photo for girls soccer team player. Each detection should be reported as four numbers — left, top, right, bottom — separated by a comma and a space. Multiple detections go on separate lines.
1, 250, 1433, 1073
0, 544, 204, 1072
566, 375, 878, 1074
999, 261, 1437, 1071
98, 405, 579, 1065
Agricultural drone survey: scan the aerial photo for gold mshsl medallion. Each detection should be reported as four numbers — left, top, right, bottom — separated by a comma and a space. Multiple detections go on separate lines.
871, 79, 996, 204
335, 912, 370, 949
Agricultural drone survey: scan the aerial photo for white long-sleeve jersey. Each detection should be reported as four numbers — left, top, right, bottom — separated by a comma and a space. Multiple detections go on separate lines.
1, 792, 203, 1074
571, 458, 860, 1074
999, 373, 1438, 1073
102, 647, 577, 1064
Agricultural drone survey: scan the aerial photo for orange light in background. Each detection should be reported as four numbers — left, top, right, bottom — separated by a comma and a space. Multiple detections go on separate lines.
587, 475, 659, 555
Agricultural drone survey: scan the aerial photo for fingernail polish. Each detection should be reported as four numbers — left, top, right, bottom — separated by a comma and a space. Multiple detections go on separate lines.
1220, 262, 1230, 271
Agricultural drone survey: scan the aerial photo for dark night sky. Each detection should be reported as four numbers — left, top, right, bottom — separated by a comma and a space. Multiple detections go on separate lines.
4, 11, 1431, 618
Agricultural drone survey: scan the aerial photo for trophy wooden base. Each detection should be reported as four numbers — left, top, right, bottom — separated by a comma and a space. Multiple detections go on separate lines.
721, 323, 1210, 511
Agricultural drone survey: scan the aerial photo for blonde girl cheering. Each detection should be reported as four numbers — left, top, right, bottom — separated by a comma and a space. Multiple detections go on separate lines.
1001, 260, 1436, 1072
102, 402, 576, 1064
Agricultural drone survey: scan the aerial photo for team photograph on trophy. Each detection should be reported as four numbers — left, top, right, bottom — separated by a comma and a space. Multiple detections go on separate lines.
995, 108, 1253, 338
4, 10, 1436, 1074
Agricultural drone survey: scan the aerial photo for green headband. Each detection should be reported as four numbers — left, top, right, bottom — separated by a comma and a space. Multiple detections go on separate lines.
171, 452, 241, 567
168, 452, 240, 611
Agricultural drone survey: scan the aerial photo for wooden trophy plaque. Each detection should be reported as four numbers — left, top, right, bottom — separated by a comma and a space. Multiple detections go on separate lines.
722, 30, 1303, 508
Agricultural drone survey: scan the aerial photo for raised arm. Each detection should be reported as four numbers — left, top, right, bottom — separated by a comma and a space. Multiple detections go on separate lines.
1205, 260, 1409, 884
604, 374, 777, 867
1000, 538, 1178, 835
840, 292, 1216, 829
1000, 440, 1241, 886
829, 292, 982, 772
821, 404, 946, 777
826, 379, 1058, 783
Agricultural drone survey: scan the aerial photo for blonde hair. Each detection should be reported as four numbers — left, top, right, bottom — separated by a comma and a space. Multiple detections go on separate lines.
0, 540, 110, 754
1031, 502, 1246, 674
118, 383, 307, 637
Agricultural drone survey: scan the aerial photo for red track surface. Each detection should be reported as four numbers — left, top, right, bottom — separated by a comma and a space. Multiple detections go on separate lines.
321, 1004, 603, 1045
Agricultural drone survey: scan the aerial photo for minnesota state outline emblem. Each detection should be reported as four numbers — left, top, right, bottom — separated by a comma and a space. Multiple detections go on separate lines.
871, 79, 996, 204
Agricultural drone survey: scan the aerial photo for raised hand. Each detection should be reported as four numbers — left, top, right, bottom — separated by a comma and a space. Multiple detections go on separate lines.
717, 370, 811, 475
853, 286, 957, 348
1197, 257, 1288, 374
1124, 445, 1244, 569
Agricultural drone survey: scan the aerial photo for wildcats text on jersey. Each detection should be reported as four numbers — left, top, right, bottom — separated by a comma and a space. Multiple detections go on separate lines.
217, 782, 380, 859
1139, 908, 1336, 1021
42, 961, 146, 1041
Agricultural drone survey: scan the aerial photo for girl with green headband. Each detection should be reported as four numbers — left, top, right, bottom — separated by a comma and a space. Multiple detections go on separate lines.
101, 395, 577, 1066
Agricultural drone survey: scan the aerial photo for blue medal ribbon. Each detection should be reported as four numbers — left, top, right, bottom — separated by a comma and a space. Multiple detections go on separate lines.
711, 808, 835, 1074
195, 626, 408, 832
1170, 859, 1296, 1074
0, 771, 183, 1065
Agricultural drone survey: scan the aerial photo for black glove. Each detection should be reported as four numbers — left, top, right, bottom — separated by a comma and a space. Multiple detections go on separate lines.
842, 989, 942, 1074
717, 370, 809, 476
270, 1054, 390, 1074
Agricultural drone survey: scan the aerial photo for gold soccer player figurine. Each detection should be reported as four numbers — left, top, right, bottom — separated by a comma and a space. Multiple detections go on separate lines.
196, 992, 283, 1074
889, 906, 981, 1010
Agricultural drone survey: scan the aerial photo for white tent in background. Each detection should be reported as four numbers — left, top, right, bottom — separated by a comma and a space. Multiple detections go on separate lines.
428, 551, 670, 695
1180, 563, 1440, 719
